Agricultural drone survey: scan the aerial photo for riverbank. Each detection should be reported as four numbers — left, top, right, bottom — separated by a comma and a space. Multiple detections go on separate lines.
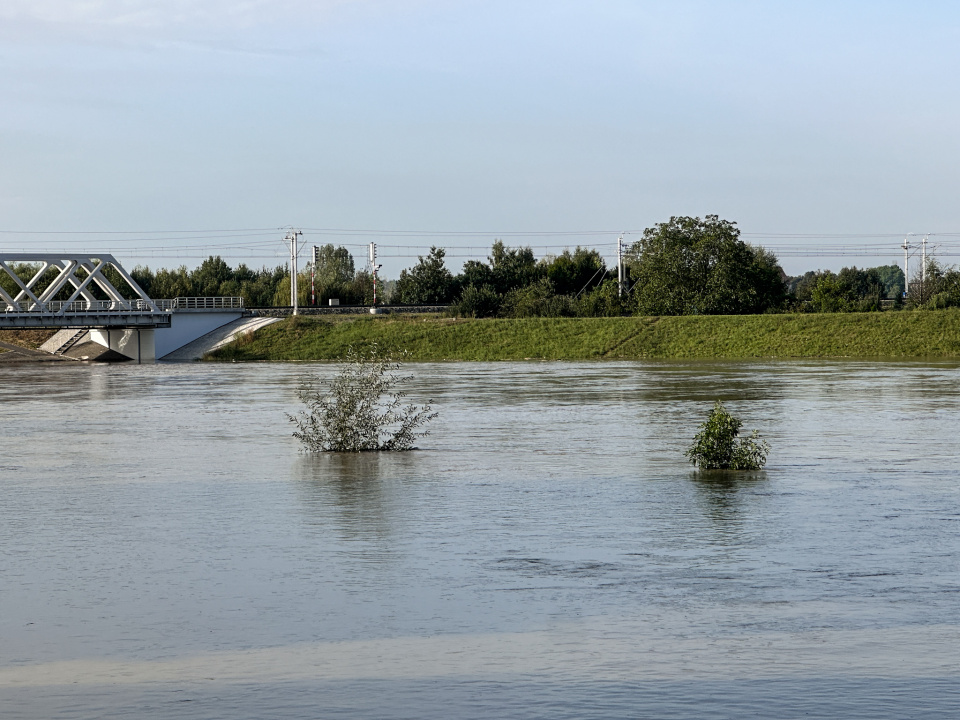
0, 329, 55, 351
0, 330, 64, 363
203, 309, 960, 361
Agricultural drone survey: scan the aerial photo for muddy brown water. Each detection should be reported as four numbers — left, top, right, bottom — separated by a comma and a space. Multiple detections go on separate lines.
1, 360, 958, 719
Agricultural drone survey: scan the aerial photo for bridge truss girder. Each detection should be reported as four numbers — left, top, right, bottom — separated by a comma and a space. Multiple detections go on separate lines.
0, 253, 160, 315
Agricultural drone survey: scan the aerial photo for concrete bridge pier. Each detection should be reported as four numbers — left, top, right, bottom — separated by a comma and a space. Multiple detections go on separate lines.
41, 309, 252, 363
81, 308, 248, 363
90, 328, 156, 364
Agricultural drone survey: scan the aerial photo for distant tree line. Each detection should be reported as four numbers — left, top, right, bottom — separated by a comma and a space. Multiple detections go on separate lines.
386, 215, 960, 316
131, 253, 378, 307
785, 261, 960, 311
6, 216, 959, 316
130, 257, 288, 306
786, 265, 902, 312
390, 216, 784, 317
391, 241, 623, 318
0, 253, 378, 308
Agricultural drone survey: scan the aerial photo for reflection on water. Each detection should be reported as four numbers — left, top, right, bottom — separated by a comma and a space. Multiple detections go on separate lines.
293, 454, 406, 543
1, 360, 959, 719
689, 471, 768, 541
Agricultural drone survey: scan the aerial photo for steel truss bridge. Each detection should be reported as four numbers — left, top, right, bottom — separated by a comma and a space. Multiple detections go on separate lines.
0, 253, 242, 329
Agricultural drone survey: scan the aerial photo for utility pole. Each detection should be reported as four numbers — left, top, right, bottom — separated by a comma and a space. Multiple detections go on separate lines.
369, 242, 381, 309
921, 234, 928, 290
902, 236, 911, 297
617, 233, 625, 298
286, 229, 303, 315
311, 245, 319, 307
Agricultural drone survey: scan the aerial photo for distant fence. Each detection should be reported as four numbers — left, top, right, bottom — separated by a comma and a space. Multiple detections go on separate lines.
248, 305, 450, 317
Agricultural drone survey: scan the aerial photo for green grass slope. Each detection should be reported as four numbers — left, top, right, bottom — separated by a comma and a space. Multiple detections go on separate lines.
205, 309, 960, 362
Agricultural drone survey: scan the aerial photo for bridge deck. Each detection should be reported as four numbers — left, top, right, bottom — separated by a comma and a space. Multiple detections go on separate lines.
0, 312, 172, 329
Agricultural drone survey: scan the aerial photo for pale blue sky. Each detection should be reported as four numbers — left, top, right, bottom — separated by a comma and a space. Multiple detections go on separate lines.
2, 0, 959, 277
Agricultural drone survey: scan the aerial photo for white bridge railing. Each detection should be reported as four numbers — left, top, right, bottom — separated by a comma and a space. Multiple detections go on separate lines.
0, 297, 243, 315
156, 297, 245, 310
3, 296, 244, 314
3, 299, 161, 314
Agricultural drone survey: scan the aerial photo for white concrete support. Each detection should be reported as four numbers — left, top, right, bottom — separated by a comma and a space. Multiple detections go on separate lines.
159, 316, 281, 361
90, 328, 156, 364
154, 311, 245, 359
86, 311, 246, 362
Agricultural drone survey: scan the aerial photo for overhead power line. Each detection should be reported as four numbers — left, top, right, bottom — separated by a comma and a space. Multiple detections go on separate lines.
5, 226, 960, 265
0, 228, 284, 235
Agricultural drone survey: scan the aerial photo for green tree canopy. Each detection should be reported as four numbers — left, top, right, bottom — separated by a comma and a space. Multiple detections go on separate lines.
460, 240, 542, 296
133, 259, 289, 306
312, 244, 355, 288
151, 266, 195, 299
808, 266, 886, 312
192, 256, 233, 296
874, 264, 905, 299
907, 259, 960, 309
541, 247, 606, 296
307, 244, 359, 305
627, 215, 786, 315
393, 246, 456, 305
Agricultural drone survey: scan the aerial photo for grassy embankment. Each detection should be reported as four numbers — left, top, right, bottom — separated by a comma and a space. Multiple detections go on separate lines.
205, 309, 960, 362
0, 329, 55, 353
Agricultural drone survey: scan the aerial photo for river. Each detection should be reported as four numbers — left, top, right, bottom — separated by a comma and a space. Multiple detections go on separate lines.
1, 360, 958, 719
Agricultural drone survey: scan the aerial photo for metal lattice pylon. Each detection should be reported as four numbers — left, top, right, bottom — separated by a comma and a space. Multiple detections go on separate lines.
0, 253, 159, 314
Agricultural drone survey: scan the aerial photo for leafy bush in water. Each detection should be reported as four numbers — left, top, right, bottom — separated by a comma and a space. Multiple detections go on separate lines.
686, 401, 769, 470
288, 345, 437, 452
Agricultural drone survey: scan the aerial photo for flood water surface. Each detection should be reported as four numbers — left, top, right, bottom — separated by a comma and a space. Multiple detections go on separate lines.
1, 360, 958, 718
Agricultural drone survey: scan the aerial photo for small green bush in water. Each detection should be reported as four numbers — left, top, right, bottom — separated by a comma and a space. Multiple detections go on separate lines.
288, 345, 437, 452
686, 401, 769, 470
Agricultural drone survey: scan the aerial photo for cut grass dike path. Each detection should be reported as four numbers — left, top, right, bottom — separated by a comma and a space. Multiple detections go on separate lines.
205, 310, 960, 362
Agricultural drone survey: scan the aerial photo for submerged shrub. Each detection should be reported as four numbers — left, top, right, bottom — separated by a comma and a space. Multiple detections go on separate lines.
288, 345, 437, 452
686, 401, 769, 470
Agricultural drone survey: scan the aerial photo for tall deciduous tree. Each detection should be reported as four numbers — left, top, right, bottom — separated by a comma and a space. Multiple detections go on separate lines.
192, 256, 233, 296
394, 246, 455, 304
312, 244, 356, 288
873, 265, 905, 299
307, 244, 359, 305
627, 215, 786, 315
461, 240, 542, 296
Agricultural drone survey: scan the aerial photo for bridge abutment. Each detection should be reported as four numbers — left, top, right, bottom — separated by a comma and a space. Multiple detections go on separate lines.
154, 310, 244, 360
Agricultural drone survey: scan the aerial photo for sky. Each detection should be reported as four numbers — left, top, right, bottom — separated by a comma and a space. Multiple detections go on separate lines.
2, 0, 960, 278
